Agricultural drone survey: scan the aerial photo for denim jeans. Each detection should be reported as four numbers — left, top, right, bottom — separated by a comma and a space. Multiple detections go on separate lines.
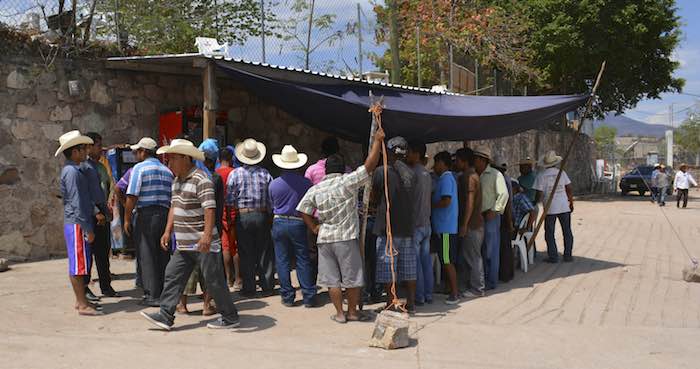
482, 215, 501, 290
544, 212, 574, 260
272, 218, 315, 304
414, 225, 433, 303
236, 212, 274, 294
658, 186, 668, 205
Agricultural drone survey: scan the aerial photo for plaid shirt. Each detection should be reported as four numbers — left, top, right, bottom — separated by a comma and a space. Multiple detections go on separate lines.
225, 164, 273, 210
297, 166, 369, 243
512, 192, 535, 229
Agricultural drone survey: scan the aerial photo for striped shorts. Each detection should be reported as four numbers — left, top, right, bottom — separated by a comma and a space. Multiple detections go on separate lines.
64, 224, 92, 276
375, 236, 417, 283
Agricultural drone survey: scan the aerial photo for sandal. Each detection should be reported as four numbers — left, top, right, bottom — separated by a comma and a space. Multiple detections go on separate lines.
346, 313, 372, 322
330, 314, 347, 324
78, 306, 104, 316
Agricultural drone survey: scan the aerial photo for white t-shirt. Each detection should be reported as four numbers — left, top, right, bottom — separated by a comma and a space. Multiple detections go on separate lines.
533, 167, 572, 215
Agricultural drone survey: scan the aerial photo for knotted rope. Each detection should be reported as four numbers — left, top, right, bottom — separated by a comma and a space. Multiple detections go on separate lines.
368, 102, 404, 312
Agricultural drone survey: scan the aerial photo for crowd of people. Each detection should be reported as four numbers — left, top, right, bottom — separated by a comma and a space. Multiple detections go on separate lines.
55, 128, 577, 330
650, 163, 697, 208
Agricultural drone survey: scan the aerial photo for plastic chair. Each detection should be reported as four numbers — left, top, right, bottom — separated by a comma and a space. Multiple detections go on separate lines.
512, 213, 531, 272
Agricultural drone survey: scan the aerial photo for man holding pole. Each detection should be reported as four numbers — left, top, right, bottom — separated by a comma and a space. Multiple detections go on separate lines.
297, 127, 384, 323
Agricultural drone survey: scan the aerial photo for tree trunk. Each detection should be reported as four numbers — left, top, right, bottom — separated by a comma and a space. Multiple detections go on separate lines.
388, 0, 401, 84
304, 0, 316, 70
82, 0, 98, 43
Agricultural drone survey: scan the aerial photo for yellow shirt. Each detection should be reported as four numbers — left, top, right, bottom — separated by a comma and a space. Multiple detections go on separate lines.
479, 165, 509, 214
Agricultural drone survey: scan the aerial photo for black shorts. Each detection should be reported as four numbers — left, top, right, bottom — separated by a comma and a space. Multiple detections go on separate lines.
433, 233, 458, 265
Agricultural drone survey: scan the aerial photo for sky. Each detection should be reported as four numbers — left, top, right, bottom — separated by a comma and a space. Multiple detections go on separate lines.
622, 0, 700, 126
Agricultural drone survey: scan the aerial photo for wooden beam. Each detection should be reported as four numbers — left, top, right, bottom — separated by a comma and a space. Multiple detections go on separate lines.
202, 61, 218, 140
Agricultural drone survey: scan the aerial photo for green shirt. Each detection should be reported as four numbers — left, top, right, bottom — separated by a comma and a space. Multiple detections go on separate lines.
480, 165, 509, 214
94, 159, 112, 198
518, 171, 537, 203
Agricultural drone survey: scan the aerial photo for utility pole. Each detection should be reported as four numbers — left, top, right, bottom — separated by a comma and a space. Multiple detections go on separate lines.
388, 0, 400, 84
448, 1, 454, 91
668, 103, 674, 168
357, 3, 362, 76
261, 0, 266, 63
416, 25, 421, 87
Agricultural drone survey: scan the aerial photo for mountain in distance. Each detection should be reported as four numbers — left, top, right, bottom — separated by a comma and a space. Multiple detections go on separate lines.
592, 113, 670, 138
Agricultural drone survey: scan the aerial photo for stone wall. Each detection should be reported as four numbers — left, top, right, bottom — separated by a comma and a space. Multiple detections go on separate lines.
428, 129, 595, 194
0, 54, 361, 260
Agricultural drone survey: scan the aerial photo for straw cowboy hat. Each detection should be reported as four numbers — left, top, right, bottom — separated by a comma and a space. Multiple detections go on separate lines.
472, 145, 491, 161
235, 138, 266, 165
272, 145, 308, 170
55, 130, 93, 157
540, 150, 563, 168
519, 157, 535, 166
156, 139, 205, 162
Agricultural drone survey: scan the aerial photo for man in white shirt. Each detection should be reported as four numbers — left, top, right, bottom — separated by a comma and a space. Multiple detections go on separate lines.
674, 164, 697, 208
533, 151, 574, 263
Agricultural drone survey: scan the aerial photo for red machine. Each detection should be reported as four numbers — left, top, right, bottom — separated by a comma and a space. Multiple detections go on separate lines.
158, 107, 229, 147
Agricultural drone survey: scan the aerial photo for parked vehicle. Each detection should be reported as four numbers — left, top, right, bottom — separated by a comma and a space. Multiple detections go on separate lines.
619, 165, 674, 196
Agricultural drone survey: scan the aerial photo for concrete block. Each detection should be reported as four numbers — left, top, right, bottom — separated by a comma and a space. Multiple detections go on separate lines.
369, 310, 410, 350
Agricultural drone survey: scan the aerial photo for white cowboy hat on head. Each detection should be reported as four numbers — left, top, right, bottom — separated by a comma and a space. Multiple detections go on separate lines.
472, 145, 491, 161
156, 139, 205, 162
272, 145, 308, 170
55, 130, 93, 157
130, 137, 158, 151
235, 138, 266, 165
540, 150, 563, 168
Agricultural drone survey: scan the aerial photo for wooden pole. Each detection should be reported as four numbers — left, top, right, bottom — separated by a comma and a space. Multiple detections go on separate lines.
359, 91, 380, 261
526, 61, 606, 251
202, 61, 218, 140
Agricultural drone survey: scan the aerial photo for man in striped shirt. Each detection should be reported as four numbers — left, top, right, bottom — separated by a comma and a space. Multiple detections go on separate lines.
124, 137, 173, 306
141, 139, 240, 330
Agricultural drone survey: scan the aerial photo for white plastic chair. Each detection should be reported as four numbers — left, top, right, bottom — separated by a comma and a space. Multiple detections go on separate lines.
512, 213, 533, 272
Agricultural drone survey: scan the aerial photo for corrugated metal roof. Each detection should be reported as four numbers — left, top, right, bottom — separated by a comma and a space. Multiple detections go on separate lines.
105, 53, 461, 96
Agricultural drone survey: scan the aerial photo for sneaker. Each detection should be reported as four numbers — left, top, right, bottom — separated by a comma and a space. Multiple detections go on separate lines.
140, 311, 172, 331
282, 300, 295, 307
563, 255, 574, 263
461, 291, 483, 299
445, 295, 460, 305
85, 288, 101, 302
207, 317, 240, 329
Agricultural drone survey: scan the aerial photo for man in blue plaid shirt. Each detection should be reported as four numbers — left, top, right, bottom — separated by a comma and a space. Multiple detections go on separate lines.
226, 138, 274, 297
511, 179, 537, 234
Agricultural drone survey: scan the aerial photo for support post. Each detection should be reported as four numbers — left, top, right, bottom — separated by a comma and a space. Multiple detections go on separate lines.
202, 61, 218, 140
359, 91, 379, 261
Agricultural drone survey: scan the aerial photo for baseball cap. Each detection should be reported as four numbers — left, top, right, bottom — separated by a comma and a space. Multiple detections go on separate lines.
130, 137, 158, 151
387, 136, 408, 155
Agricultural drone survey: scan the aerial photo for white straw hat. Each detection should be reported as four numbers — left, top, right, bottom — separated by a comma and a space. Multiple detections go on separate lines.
55, 130, 93, 157
156, 139, 205, 162
235, 138, 267, 165
130, 137, 158, 151
272, 145, 308, 170
540, 150, 563, 168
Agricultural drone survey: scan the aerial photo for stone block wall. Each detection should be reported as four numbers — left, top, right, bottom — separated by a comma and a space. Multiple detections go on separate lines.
0, 54, 361, 260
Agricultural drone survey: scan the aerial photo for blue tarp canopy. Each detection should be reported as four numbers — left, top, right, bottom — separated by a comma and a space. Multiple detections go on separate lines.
217, 62, 588, 143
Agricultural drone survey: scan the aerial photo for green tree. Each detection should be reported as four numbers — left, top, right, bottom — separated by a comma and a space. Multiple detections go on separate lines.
675, 111, 700, 165
594, 125, 617, 157
97, 0, 274, 54
522, 0, 683, 113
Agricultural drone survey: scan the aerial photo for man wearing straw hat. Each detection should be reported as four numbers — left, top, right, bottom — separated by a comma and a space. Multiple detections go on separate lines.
226, 138, 274, 297
141, 139, 240, 330
297, 127, 385, 323
56, 130, 102, 316
533, 150, 575, 263
269, 145, 316, 307
518, 157, 537, 203
472, 145, 508, 290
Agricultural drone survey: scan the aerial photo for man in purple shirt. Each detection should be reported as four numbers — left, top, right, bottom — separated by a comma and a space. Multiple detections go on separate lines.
270, 145, 315, 307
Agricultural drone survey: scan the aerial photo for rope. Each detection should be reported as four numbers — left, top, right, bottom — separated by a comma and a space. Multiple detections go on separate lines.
368, 102, 404, 312
632, 173, 698, 267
